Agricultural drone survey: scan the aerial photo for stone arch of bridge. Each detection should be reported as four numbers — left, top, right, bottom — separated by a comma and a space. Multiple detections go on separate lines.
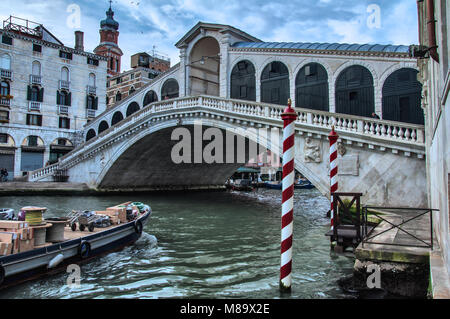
95, 119, 329, 196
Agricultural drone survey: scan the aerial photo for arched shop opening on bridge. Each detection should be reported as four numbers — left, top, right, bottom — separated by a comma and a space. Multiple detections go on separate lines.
126, 102, 140, 117
335, 65, 375, 117
189, 36, 220, 97
261, 61, 290, 106
230, 60, 256, 102
295, 62, 329, 111
49, 138, 74, 164
382, 68, 424, 125
143, 90, 158, 106
86, 129, 96, 142
161, 79, 179, 100
111, 111, 124, 126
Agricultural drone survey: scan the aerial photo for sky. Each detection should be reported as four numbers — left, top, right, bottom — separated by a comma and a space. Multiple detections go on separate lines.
0, 0, 419, 71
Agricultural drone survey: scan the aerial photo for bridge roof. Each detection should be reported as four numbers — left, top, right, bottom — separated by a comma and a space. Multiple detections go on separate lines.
231, 41, 410, 54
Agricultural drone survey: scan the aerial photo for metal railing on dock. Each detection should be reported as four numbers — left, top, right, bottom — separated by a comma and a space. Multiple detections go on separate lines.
361, 206, 438, 249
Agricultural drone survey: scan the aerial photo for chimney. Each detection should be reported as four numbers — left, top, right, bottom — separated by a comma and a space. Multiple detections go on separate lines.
74, 31, 84, 51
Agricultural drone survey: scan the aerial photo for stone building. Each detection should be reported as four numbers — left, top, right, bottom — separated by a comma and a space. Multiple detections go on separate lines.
0, 16, 107, 180
106, 52, 170, 108
416, 0, 450, 293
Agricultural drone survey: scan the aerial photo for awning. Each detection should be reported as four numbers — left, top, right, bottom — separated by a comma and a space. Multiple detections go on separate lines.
236, 167, 260, 173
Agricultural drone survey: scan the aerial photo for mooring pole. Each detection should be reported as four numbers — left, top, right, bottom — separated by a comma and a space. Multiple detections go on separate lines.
328, 126, 339, 237
280, 99, 297, 293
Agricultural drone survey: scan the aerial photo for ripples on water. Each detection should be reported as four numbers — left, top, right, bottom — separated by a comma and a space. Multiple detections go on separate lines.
0, 189, 355, 299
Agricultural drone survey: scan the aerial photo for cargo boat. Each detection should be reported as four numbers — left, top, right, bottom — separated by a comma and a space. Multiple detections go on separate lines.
0, 202, 151, 290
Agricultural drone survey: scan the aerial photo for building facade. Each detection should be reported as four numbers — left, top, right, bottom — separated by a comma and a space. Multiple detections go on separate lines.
0, 16, 107, 180
106, 52, 170, 108
416, 0, 450, 282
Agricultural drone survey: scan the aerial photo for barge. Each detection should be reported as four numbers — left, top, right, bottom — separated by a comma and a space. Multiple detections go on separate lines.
0, 202, 151, 290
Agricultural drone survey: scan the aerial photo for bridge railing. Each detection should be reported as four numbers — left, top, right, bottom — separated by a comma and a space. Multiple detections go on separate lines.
28, 162, 59, 182
57, 95, 426, 170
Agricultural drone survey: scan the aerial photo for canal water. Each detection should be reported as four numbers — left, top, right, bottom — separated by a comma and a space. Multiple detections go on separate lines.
0, 188, 355, 299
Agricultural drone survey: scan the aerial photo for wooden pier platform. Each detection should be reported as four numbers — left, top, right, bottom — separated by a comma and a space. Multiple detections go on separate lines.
355, 209, 435, 264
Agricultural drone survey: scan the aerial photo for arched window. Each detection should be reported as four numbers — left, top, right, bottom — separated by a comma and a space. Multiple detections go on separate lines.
335, 65, 374, 117
98, 120, 109, 134
0, 54, 11, 70
143, 90, 158, 106
88, 73, 96, 87
86, 95, 96, 110
261, 61, 289, 106
86, 129, 96, 141
61, 67, 69, 81
230, 60, 256, 101
382, 68, 424, 125
161, 79, 179, 100
58, 90, 70, 106
116, 91, 122, 102
295, 63, 329, 111
126, 102, 140, 117
32, 61, 41, 76
129, 86, 135, 95
31, 86, 40, 102
0, 81, 9, 96
111, 111, 124, 126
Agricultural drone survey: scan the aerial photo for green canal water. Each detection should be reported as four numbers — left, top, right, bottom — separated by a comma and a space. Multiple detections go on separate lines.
0, 188, 356, 299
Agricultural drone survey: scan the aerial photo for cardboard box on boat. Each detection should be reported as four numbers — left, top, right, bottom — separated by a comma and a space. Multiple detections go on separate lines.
18, 239, 34, 253
106, 207, 127, 223
0, 242, 12, 256
0, 221, 26, 229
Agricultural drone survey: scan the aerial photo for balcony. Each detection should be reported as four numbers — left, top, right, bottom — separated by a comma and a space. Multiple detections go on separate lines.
59, 80, 70, 90
58, 105, 69, 115
28, 101, 41, 112
86, 109, 96, 118
0, 69, 12, 80
0, 98, 10, 107
29, 74, 42, 85
86, 85, 96, 95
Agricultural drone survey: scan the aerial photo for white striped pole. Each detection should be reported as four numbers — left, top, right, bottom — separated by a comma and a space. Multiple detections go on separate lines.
280, 98, 297, 293
328, 126, 339, 234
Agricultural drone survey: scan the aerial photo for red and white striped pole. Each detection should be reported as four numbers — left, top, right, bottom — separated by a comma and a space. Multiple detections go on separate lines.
328, 126, 339, 234
280, 98, 297, 293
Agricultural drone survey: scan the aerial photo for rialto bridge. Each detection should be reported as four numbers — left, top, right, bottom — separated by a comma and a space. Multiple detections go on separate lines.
28, 22, 427, 208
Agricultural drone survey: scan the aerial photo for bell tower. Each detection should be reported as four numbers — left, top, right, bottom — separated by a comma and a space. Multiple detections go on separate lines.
94, 1, 123, 77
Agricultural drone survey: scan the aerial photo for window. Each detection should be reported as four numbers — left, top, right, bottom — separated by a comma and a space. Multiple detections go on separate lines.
1, 81, 9, 96
129, 87, 135, 95
0, 110, 9, 122
130, 73, 135, 80
61, 67, 69, 82
57, 90, 71, 106
87, 95, 97, 109
1, 35, 12, 45
0, 54, 11, 70
110, 57, 114, 71
30, 86, 40, 102
32, 61, 41, 76
116, 91, 122, 102
87, 57, 99, 66
59, 117, 70, 129
26, 114, 42, 126
88, 73, 96, 87
59, 51, 72, 60
0, 133, 7, 143
28, 135, 38, 146
33, 44, 42, 53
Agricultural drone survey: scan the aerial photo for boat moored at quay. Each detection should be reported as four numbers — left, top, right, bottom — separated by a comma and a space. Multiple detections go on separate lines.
0, 202, 152, 290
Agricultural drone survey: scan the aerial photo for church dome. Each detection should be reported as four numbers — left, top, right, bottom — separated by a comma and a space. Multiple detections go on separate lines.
100, 7, 119, 30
